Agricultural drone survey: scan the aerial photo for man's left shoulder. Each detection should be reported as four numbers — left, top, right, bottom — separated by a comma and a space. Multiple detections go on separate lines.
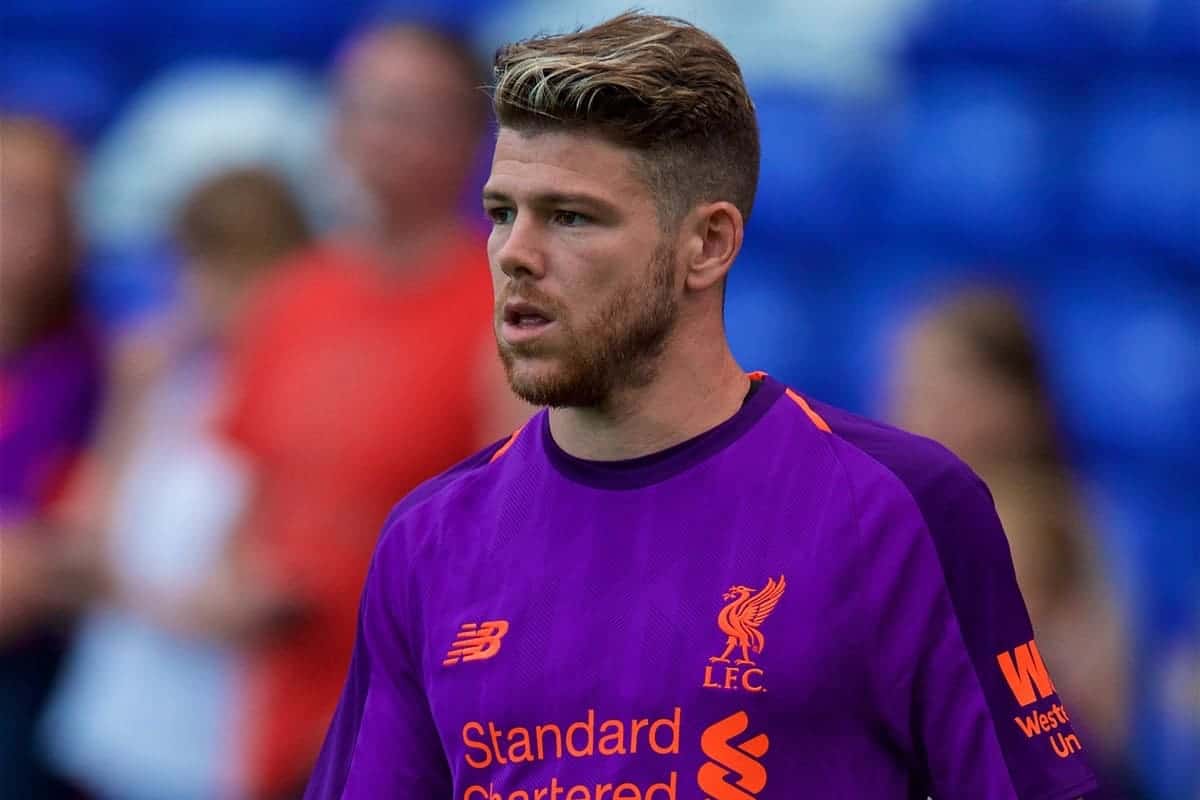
806, 397, 998, 540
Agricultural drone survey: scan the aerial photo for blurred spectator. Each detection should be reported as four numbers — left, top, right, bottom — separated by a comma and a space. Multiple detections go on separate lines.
0, 115, 104, 798
888, 288, 1063, 469
887, 287, 1142, 796
81, 63, 330, 257
39, 168, 311, 800
213, 21, 530, 799
76, 62, 331, 324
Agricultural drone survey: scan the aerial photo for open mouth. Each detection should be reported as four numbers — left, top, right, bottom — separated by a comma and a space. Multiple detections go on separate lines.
501, 300, 557, 340
504, 308, 552, 328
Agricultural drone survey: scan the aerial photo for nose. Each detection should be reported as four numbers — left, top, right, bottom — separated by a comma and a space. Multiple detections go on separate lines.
493, 214, 546, 281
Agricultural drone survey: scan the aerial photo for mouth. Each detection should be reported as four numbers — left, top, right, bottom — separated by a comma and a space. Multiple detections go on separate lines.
500, 300, 557, 343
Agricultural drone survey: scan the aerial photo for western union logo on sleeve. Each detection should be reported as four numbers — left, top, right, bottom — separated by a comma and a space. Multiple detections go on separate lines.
996, 638, 1084, 760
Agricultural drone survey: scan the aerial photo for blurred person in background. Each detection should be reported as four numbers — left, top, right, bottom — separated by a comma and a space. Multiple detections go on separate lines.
39, 168, 311, 800
0, 115, 104, 799
213, 20, 530, 799
888, 287, 1141, 797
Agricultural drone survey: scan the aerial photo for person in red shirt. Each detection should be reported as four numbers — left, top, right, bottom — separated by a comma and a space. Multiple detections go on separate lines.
206, 22, 530, 799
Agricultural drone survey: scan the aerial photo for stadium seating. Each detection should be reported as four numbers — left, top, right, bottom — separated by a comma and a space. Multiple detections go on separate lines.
0, 43, 128, 142
4, 1, 1197, 793
1035, 258, 1200, 460
877, 70, 1053, 251
748, 86, 882, 248
1078, 80, 1200, 263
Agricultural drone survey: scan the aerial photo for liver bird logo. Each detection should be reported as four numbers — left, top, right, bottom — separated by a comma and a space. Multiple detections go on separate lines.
709, 576, 787, 666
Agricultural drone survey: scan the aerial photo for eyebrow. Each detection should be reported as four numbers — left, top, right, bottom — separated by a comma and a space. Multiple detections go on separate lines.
482, 189, 619, 215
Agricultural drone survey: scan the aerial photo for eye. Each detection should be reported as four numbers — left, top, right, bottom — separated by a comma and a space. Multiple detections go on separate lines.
487, 207, 515, 225
551, 210, 588, 227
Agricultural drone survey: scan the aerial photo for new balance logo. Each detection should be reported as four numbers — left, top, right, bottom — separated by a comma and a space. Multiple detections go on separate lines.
443, 620, 509, 666
997, 638, 1056, 707
698, 711, 769, 800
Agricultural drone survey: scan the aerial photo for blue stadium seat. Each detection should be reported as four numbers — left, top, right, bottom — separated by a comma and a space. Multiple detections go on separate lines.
832, 246, 1011, 416
749, 86, 881, 247
134, 0, 370, 67
1079, 81, 1200, 262
0, 44, 127, 142
878, 71, 1053, 250
0, 0, 130, 41
1087, 460, 1200, 800
904, 0, 1153, 69
1035, 260, 1200, 459
1143, 0, 1200, 62
724, 245, 852, 406
136, 0, 502, 68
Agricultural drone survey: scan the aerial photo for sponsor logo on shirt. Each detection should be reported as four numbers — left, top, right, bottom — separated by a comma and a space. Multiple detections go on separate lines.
459, 707, 768, 800
444, 620, 510, 666
698, 711, 769, 800
702, 576, 786, 693
996, 638, 1083, 759
997, 638, 1055, 706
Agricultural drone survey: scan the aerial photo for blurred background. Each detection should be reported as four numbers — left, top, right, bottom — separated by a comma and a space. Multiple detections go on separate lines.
1, 0, 1196, 798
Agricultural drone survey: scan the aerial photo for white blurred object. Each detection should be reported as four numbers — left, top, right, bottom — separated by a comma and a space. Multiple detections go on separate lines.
40, 350, 250, 800
473, 0, 931, 93
81, 62, 334, 254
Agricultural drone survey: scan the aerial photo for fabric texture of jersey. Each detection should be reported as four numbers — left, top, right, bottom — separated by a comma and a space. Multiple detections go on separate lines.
218, 234, 494, 798
306, 374, 1099, 800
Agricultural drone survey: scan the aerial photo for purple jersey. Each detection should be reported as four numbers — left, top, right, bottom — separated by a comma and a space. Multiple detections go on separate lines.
0, 317, 102, 524
305, 374, 1098, 799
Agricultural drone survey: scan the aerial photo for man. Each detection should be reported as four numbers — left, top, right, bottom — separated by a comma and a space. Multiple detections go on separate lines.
211, 22, 529, 799
305, 13, 1099, 799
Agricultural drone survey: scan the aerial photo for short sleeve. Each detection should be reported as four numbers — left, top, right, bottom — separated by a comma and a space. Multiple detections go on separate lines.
304, 523, 452, 799
884, 468, 1101, 799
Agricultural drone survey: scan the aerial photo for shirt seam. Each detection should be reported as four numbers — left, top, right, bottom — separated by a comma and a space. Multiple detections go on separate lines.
815, 420, 1026, 797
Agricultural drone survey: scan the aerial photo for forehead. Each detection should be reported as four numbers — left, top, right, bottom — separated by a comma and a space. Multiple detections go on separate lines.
486, 128, 652, 207
339, 31, 468, 98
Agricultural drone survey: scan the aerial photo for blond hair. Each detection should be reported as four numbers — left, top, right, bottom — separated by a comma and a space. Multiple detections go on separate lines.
492, 12, 759, 225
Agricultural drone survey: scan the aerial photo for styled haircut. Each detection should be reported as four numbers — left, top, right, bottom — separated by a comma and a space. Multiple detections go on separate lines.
174, 168, 310, 276
492, 12, 759, 226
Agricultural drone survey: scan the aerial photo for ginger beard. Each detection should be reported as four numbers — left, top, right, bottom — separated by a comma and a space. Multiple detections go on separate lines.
496, 242, 679, 409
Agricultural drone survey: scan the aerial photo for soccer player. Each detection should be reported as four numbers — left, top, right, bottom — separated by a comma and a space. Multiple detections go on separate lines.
304, 12, 1100, 800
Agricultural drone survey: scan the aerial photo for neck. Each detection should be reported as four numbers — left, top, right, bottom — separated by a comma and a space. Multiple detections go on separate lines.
548, 322, 750, 461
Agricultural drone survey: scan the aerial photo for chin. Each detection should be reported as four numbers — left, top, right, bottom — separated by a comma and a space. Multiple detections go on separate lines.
504, 360, 606, 409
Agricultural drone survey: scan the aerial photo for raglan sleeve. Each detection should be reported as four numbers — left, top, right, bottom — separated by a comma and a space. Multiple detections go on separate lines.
303, 513, 452, 799
864, 460, 1100, 800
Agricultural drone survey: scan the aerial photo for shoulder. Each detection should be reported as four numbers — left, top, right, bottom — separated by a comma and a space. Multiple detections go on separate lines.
766, 378, 999, 552
800, 394, 1007, 566
809, 399, 985, 507
375, 419, 530, 553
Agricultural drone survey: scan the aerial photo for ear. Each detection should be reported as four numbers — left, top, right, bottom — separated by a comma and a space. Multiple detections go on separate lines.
680, 201, 743, 292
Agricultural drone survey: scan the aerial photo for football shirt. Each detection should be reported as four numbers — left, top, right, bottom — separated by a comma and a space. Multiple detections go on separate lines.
305, 373, 1098, 799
